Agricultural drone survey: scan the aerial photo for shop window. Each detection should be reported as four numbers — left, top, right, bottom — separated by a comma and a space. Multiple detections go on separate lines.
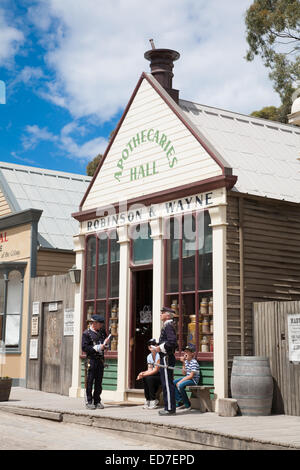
0, 267, 25, 351
84, 230, 120, 354
164, 211, 213, 356
130, 223, 153, 265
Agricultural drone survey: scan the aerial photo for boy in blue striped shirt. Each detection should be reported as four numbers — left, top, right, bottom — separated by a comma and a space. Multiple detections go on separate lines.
174, 345, 200, 410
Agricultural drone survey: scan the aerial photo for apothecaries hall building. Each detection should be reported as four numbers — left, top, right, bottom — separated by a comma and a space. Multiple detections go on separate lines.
70, 47, 300, 410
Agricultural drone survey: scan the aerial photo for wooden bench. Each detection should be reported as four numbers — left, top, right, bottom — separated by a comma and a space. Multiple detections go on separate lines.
186, 385, 214, 412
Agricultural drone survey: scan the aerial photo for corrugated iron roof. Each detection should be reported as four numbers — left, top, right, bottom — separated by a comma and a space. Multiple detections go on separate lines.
0, 161, 91, 250
179, 99, 300, 203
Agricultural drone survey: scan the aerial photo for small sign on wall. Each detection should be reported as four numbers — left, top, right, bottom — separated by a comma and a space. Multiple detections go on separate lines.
29, 338, 38, 359
31, 317, 39, 336
64, 308, 74, 336
288, 314, 300, 363
49, 302, 58, 312
32, 302, 40, 316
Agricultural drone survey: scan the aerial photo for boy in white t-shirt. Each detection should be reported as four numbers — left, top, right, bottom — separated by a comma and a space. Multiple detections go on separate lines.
174, 345, 200, 410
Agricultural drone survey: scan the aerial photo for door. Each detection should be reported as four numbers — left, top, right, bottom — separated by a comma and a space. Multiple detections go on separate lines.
129, 269, 153, 389
41, 302, 73, 395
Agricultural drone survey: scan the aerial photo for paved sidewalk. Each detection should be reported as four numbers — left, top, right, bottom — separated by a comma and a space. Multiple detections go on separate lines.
1, 387, 300, 450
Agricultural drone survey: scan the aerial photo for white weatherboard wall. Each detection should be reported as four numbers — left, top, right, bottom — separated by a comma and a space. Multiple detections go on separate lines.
82, 78, 222, 211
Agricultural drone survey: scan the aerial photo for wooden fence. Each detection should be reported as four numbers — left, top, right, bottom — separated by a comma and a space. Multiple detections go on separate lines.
253, 301, 300, 416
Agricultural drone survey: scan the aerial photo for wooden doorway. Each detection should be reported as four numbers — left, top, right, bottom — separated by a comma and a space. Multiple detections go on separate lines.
129, 269, 153, 389
40, 302, 73, 395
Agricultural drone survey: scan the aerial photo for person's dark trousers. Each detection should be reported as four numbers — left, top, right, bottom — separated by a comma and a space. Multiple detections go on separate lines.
159, 354, 176, 411
143, 374, 161, 401
86, 357, 104, 405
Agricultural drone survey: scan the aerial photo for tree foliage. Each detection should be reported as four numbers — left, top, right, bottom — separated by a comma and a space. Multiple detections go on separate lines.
250, 105, 281, 121
86, 130, 115, 176
245, 0, 300, 122
86, 153, 103, 176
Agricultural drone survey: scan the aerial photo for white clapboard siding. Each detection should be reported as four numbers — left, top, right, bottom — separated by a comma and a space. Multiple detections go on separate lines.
82, 78, 222, 211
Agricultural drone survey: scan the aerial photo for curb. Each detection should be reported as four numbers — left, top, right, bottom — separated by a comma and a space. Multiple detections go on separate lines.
0, 405, 298, 450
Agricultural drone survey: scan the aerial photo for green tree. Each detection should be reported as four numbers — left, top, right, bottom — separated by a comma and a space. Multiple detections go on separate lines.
86, 129, 115, 176
86, 153, 103, 176
250, 105, 281, 120
245, 0, 300, 122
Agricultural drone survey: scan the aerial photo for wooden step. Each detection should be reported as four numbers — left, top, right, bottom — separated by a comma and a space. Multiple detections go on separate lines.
124, 389, 145, 403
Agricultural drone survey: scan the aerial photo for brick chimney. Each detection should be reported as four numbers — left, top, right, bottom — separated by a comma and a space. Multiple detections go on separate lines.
144, 44, 180, 103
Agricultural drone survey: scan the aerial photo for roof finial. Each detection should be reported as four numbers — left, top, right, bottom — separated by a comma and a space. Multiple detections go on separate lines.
149, 38, 156, 50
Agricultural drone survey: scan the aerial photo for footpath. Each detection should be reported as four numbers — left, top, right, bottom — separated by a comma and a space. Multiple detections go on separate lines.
1, 387, 300, 450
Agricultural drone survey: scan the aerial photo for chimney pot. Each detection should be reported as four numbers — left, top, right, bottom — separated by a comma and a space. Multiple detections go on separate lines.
144, 48, 180, 103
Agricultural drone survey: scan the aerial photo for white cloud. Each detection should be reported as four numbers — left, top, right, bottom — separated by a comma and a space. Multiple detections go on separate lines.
27, 0, 280, 123
22, 122, 107, 161
0, 8, 23, 66
59, 122, 107, 159
22, 124, 58, 150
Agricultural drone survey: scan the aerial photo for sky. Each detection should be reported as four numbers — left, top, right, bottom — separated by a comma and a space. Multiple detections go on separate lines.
0, 0, 281, 176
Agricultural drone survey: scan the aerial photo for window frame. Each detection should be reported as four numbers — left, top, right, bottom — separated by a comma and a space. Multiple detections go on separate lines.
0, 262, 26, 354
163, 211, 213, 360
129, 222, 153, 269
83, 230, 120, 358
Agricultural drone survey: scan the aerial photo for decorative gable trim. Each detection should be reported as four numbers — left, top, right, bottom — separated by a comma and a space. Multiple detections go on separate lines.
78, 73, 234, 213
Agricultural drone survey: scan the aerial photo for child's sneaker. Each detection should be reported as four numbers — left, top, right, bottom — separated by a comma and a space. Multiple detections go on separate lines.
184, 404, 192, 411
176, 404, 186, 410
148, 399, 159, 409
176, 401, 184, 408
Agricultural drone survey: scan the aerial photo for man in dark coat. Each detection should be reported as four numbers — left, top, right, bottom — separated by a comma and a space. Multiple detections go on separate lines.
82, 314, 110, 410
153, 307, 178, 415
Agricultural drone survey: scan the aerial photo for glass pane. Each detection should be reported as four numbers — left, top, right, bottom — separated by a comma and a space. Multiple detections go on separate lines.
132, 223, 153, 265
0, 274, 5, 315
96, 301, 106, 316
7, 270, 22, 315
183, 294, 197, 350
166, 218, 179, 293
97, 235, 108, 299
198, 211, 213, 290
199, 253, 212, 290
182, 215, 196, 292
86, 237, 96, 300
5, 315, 20, 347
110, 232, 120, 298
85, 302, 95, 324
108, 299, 119, 352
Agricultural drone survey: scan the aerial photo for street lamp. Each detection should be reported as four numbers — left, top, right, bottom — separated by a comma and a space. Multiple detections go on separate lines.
69, 265, 81, 284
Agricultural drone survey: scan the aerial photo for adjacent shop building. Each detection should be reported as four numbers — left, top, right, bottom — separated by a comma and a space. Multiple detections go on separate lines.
0, 161, 91, 385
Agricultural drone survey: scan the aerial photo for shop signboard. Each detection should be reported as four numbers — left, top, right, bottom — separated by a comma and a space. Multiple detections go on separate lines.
84, 188, 225, 234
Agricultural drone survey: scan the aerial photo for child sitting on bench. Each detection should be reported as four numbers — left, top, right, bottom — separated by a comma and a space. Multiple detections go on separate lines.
174, 345, 200, 410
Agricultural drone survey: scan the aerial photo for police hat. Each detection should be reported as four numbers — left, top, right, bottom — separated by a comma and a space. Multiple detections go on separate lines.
184, 345, 195, 353
90, 314, 104, 323
160, 306, 175, 316
147, 338, 158, 346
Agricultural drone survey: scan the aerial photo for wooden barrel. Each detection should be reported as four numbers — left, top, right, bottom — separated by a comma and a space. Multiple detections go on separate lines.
231, 356, 273, 416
